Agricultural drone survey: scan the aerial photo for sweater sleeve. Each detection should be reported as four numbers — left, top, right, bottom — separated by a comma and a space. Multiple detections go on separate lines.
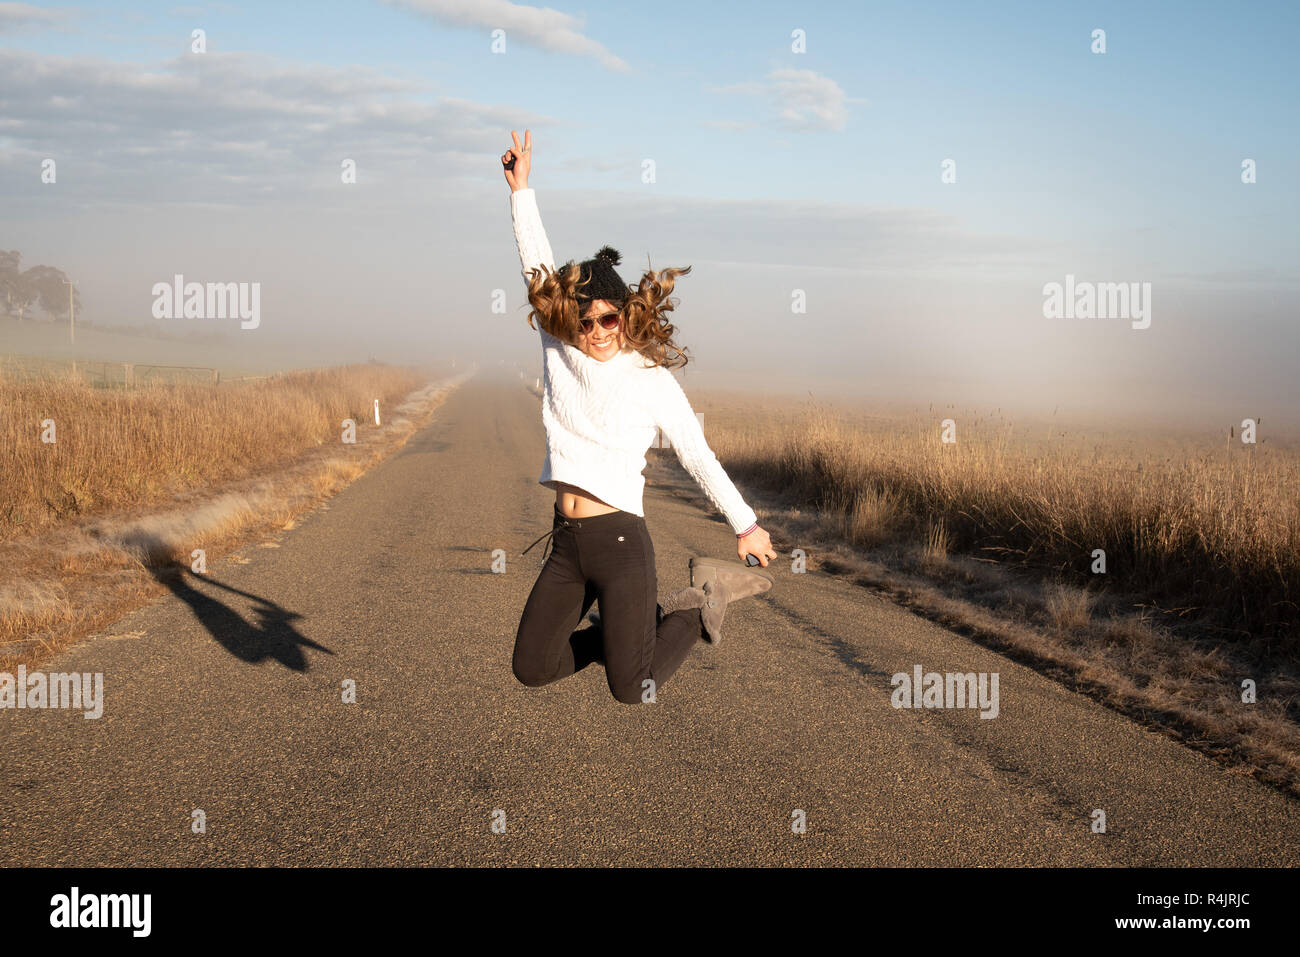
650, 369, 759, 536
510, 187, 556, 282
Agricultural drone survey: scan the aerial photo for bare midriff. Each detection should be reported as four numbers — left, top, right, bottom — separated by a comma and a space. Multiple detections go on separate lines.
554, 481, 620, 519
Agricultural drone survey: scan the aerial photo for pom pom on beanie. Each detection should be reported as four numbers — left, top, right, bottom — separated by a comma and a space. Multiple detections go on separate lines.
573, 245, 629, 306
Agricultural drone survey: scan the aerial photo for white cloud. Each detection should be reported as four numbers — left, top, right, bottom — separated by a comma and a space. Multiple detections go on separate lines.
0, 45, 1044, 283
0, 48, 556, 205
381, 0, 630, 72
0, 1, 73, 32
712, 67, 863, 132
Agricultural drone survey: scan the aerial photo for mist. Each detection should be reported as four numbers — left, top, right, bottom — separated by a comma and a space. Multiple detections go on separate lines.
3, 1, 1296, 433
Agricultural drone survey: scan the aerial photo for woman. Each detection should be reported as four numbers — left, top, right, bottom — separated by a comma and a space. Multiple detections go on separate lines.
502, 128, 777, 705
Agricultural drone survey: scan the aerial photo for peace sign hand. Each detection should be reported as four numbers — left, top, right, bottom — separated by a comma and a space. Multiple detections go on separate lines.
502, 128, 532, 191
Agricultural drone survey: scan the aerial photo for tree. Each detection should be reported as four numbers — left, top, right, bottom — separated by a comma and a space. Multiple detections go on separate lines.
0, 252, 80, 320
0, 250, 24, 318
29, 265, 79, 320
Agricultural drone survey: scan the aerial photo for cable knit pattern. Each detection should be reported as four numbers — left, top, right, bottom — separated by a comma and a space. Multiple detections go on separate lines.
510, 187, 758, 535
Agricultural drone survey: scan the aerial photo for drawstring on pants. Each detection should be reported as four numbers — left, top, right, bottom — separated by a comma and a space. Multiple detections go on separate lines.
522, 516, 582, 564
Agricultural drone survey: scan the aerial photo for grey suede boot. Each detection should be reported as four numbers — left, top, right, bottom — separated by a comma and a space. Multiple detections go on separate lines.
689, 556, 775, 598
657, 585, 708, 621
689, 557, 775, 645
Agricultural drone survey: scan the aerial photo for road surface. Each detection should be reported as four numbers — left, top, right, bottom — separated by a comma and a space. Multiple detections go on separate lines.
1, 372, 1296, 865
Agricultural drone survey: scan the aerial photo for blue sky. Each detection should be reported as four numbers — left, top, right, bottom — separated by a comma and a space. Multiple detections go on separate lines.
2, 0, 1297, 422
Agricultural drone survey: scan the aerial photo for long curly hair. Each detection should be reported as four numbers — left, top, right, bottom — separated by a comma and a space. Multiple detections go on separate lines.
524, 247, 693, 370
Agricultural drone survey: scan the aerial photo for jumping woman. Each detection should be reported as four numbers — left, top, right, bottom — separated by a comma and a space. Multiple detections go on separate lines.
502, 128, 778, 705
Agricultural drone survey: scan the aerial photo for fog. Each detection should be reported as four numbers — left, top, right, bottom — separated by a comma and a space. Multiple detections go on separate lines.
3, 3, 1296, 434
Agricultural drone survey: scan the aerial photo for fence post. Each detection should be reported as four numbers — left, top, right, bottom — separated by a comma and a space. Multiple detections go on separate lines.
124, 362, 134, 389
212, 368, 220, 385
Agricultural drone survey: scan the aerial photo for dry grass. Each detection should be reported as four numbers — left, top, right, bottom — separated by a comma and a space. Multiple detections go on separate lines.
710, 404, 1300, 638
923, 518, 950, 568
1, 364, 423, 542
0, 366, 460, 666
1045, 582, 1095, 633
828, 485, 897, 548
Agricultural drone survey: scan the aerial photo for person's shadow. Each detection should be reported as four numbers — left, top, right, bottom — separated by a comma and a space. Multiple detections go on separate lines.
144, 559, 333, 672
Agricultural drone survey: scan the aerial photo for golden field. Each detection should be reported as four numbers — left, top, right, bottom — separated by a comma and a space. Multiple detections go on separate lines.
2, 364, 425, 543
697, 397, 1300, 639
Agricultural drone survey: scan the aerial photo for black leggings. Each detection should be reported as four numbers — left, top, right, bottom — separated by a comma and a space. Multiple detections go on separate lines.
513, 504, 705, 704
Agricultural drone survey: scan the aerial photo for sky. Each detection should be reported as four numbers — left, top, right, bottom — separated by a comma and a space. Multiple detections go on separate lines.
1, 0, 1297, 426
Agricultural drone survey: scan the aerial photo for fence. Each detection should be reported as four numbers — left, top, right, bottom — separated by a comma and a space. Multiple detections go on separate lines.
0, 355, 272, 388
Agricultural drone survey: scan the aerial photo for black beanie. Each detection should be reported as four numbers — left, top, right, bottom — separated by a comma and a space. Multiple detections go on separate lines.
572, 245, 629, 306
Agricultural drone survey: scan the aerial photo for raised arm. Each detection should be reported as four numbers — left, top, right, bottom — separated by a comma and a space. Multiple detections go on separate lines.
651, 367, 776, 564
502, 128, 555, 281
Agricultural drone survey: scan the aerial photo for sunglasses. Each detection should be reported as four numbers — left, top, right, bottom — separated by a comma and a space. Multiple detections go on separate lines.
578, 310, 622, 334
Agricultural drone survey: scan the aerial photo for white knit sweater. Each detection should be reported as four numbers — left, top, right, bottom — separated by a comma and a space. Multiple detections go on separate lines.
509, 187, 758, 536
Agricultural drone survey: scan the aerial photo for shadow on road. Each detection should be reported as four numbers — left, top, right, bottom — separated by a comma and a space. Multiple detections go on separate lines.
144, 560, 334, 672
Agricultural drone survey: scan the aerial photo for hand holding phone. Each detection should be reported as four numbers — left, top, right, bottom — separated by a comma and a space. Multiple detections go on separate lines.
737, 525, 775, 567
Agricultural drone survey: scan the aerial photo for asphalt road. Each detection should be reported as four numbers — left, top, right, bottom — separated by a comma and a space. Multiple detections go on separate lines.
2, 372, 1296, 866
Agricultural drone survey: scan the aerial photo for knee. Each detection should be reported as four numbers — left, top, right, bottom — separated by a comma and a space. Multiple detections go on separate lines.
512, 651, 553, 688
608, 674, 654, 705
513, 666, 546, 688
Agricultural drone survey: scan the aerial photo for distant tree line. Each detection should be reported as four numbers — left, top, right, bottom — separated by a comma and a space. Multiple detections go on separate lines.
0, 250, 81, 321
